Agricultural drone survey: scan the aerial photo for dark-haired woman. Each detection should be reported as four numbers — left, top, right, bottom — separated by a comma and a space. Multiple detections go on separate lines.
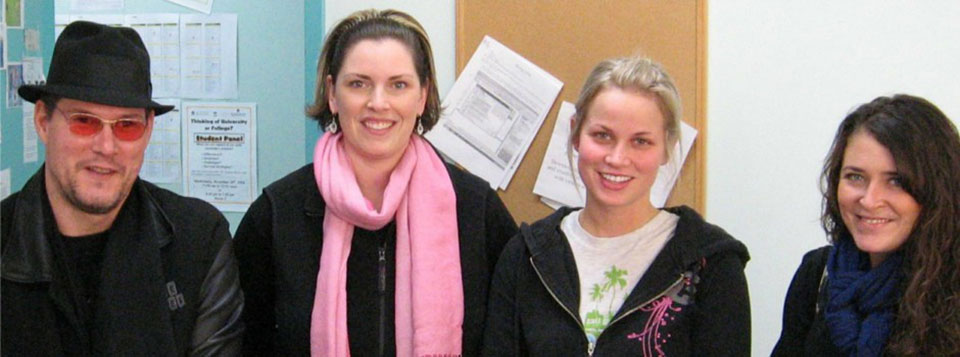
773, 94, 960, 356
233, 9, 517, 356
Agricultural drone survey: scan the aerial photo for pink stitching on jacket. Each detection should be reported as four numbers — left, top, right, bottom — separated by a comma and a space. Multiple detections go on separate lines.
626, 296, 681, 357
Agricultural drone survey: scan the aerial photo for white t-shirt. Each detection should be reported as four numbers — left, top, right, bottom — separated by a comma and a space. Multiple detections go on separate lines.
561, 209, 679, 344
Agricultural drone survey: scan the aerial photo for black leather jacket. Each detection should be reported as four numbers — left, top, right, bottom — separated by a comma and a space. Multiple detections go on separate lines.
1, 169, 244, 356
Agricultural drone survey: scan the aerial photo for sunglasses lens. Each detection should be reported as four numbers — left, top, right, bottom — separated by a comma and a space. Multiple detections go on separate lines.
67, 114, 103, 136
113, 120, 146, 141
67, 114, 146, 141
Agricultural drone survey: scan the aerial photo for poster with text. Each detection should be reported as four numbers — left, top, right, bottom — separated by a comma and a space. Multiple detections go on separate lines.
181, 101, 257, 212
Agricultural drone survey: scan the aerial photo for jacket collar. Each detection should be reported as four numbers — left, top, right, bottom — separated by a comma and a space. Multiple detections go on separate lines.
1, 168, 175, 283
520, 207, 585, 318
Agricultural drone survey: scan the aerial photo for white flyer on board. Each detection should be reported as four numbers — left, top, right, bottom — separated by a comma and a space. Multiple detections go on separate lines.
182, 102, 257, 212
165, 0, 214, 14
179, 14, 238, 99
141, 99, 182, 183
127, 14, 181, 98
22, 102, 38, 163
426, 36, 563, 190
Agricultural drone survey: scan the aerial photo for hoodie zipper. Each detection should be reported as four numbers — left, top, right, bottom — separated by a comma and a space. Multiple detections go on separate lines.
533, 253, 685, 356
529, 257, 591, 356
378, 238, 388, 357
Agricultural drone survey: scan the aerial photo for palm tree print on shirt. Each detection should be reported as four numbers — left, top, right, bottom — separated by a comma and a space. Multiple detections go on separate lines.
584, 265, 629, 340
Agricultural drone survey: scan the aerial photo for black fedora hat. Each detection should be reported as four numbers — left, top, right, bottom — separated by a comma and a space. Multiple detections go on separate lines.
18, 21, 174, 115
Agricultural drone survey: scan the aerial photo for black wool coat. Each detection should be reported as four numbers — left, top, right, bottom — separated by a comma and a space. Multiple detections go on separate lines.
234, 162, 518, 356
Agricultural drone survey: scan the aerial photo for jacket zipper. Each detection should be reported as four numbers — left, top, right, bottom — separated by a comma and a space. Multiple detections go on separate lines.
532, 255, 685, 356
593, 275, 684, 351
529, 257, 591, 356
378, 238, 387, 357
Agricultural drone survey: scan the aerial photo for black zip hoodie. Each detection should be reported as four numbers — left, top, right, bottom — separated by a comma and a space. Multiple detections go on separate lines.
482, 206, 751, 356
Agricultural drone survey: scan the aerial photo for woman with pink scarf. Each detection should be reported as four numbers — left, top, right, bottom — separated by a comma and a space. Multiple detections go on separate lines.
234, 9, 518, 356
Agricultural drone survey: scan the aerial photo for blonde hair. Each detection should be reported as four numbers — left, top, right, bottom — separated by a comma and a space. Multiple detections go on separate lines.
569, 55, 682, 157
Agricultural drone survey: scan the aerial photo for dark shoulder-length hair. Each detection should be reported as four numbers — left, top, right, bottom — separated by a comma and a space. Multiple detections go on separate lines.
305, 9, 441, 132
820, 94, 960, 355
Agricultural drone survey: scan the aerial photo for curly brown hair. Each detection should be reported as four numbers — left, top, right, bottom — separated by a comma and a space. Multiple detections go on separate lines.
821, 94, 960, 355
305, 9, 441, 133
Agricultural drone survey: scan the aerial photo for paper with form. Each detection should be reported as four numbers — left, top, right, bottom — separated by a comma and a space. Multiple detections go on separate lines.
426, 36, 563, 190
179, 14, 238, 99
127, 14, 181, 98
141, 99, 182, 184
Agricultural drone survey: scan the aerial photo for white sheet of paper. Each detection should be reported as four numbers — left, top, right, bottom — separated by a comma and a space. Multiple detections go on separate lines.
182, 101, 257, 212
70, 0, 124, 12
532, 101, 699, 209
69, 14, 125, 27
539, 196, 566, 211
179, 14, 237, 99
650, 122, 698, 207
55, 15, 69, 40
141, 99, 182, 183
23, 28, 39, 52
22, 102, 38, 163
532, 102, 586, 208
426, 36, 563, 190
21, 56, 44, 85
127, 14, 181, 98
165, 0, 214, 14
0, 169, 11, 200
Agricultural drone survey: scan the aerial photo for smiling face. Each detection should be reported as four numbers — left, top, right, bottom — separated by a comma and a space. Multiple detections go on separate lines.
327, 38, 428, 165
37, 98, 154, 219
573, 87, 667, 214
837, 131, 921, 267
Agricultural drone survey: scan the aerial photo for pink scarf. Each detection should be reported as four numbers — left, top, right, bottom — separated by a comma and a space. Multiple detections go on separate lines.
310, 132, 463, 357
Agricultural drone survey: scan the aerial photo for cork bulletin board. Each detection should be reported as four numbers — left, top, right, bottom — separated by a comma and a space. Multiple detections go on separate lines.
456, 0, 708, 224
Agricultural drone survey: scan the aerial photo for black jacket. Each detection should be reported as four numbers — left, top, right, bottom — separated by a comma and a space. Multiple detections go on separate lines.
772, 246, 843, 356
234, 163, 518, 356
1, 169, 244, 356
482, 206, 751, 356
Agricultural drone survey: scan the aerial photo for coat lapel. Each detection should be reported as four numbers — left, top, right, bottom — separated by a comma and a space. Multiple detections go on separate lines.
2, 169, 56, 283
95, 180, 178, 355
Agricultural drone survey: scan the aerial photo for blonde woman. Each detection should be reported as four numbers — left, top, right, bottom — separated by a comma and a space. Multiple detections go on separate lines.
482, 56, 750, 356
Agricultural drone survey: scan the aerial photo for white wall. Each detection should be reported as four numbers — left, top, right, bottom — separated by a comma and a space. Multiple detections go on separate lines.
324, 1, 456, 97
708, 2, 960, 355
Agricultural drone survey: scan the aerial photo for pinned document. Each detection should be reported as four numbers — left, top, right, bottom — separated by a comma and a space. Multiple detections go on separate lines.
427, 36, 563, 190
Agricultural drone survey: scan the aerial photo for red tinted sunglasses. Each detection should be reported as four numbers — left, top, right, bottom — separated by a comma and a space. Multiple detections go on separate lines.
55, 107, 148, 141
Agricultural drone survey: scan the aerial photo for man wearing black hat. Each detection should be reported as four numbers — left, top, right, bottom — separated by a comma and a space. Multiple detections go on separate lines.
1, 21, 243, 355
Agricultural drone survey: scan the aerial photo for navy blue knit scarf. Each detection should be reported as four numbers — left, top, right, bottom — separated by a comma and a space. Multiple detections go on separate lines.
824, 239, 903, 357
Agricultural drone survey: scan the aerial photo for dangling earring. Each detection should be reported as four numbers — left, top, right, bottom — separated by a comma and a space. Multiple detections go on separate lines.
416, 115, 424, 135
327, 114, 339, 133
